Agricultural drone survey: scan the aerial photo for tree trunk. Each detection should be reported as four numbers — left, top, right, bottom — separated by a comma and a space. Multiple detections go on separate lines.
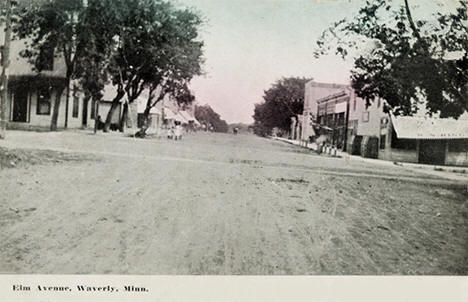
82, 92, 91, 128
119, 102, 128, 132
0, 0, 12, 139
93, 95, 100, 134
50, 85, 66, 131
136, 106, 152, 138
103, 91, 124, 132
64, 80, 70, 128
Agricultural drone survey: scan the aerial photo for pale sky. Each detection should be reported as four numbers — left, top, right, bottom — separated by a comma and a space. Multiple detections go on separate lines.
175, 0, 456, 124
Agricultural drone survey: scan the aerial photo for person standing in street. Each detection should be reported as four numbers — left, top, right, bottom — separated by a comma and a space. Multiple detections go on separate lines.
174, 123, 182, 140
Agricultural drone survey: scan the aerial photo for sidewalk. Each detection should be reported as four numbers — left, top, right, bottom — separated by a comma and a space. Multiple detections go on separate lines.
271, 136, 468, 183
272, 136, 319, 151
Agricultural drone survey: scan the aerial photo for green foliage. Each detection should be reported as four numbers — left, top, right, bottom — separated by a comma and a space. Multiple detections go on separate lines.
316, 0, 468, 118
194, 104, 228, 133
252, 77, 311, 136
14, 0, 86, 75
12, 0, 204, 130
139, 3, 204, 111
106, 0, 204, 105
74, 0, 122, 100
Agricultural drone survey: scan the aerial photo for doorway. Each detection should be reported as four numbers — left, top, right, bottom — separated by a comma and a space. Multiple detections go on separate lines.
82, 97, 88, 127
11, 89, 29, 122
419, 140, 446, 165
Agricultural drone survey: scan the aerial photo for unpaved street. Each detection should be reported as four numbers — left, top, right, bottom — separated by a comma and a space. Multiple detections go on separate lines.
0, 131, 467, 274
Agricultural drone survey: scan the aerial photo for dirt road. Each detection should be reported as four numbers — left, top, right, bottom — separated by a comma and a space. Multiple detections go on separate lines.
0, 131, 467, 274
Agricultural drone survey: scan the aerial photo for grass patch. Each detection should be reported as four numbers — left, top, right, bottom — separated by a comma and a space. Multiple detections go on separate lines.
0, 147, 95, 169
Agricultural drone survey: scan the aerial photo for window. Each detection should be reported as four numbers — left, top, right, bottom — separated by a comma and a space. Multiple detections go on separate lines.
380, 135, 386, 149
72, 92, 79, 118
36, 88, 51, 115
353, 98, 356, 111
36, 44, 54, 71
377, 99, 381, 108
362, 111, 369, 122
448, 139, 468, 152
380, 117, 389, 127
0, 46, 3, 66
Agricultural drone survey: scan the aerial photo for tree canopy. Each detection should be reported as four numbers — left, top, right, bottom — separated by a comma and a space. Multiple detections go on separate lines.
14, 0, 88, 130
12, 0, 204, 131
315, 0, 468, 118
252, 77, 311, 137
194, 104, 228, 133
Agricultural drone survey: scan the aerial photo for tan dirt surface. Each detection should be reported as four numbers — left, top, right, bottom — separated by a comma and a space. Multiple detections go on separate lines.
0, 131, 467, 274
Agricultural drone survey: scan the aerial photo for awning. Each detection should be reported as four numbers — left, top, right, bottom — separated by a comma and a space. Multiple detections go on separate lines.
175, 112, 188, 123
392, 115, 468, 139
164, 109, 188, 123
179, 111, 194, 121
179, 111, 202, 126
335, 102, 347, 113
163, 109, 177, 120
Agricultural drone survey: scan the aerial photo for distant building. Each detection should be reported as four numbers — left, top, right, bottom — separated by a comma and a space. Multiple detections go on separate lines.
302, 80, 468, 166
301, 81, 349, 143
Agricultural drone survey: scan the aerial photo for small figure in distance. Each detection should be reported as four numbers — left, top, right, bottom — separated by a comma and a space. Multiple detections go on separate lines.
174, 123, 182, 140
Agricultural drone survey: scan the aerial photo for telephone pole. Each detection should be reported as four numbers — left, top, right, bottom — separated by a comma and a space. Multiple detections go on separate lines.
0, 0, 12, 139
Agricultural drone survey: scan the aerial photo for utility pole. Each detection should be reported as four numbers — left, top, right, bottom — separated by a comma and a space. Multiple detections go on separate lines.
0, 0, 12, 139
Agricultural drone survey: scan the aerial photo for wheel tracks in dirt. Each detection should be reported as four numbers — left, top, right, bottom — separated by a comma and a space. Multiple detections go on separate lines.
266, 173, 383, 274
2, 143, 464, 186
116, 164, 183, 273
223, 163, 302, 274
249, 170, 329, 272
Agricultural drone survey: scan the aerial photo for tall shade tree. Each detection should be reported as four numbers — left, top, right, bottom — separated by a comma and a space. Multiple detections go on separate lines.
103, 0, 203, 133
74, 0, 122, 131
14, 0, 87, 130
252, 77, 311, 137
315, 0, 468, 118
137, 7, 204, 137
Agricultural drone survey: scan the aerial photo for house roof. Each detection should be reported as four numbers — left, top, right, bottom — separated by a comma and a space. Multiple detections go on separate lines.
392, 115, 468, 139
136, 96, 161, 114
178, 111, 194, 121
163, 108, 177, 120
179, 110, 201, 125
164, 108, 187, 123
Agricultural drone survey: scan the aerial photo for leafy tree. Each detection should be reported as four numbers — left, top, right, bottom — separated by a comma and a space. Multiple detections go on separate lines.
102, 0, 203, 133
12, 0, 204, 133
315, 0, 468, 118
194, 104, 228, 133
136, 6, 204, 136
14, 0, 87, 130
75, 0, 122, 130
252, 77, 310, 136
